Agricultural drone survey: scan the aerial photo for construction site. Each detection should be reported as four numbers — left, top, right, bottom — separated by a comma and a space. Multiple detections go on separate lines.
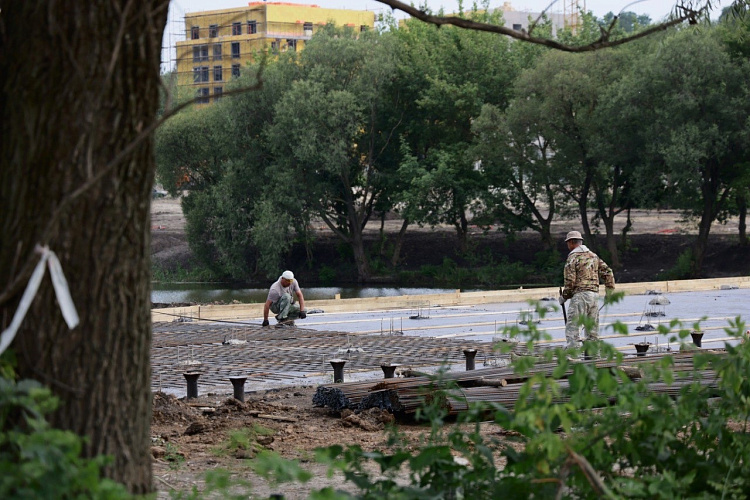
149, 277, 748, 498
151, 276, 749, 397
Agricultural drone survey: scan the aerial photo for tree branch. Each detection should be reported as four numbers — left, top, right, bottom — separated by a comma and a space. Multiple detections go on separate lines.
375, 0, 706, 52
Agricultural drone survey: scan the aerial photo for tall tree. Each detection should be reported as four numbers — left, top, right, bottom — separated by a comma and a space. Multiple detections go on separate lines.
616, 28, 750, 275
166, 57, 300, 278
267, 26, 400, 281
393, 7, 517, 251
501, 46, 634, 267
719, 6, 750, 246
472, 101, 563, 250
0, 0, 169, 493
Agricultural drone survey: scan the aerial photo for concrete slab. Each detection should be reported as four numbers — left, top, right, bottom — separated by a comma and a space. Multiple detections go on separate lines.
151, 282, 750, 398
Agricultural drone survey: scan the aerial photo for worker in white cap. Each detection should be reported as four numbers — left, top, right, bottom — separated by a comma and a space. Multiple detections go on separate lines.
559, 231, 615, 351
262, 270, 306, 327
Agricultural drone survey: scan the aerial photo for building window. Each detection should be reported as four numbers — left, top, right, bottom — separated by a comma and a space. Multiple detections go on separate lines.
192, 44, 208, 62
303, 22, 313, 36
193, 66, 209, 83
231, 64, 241, 78
512, 23, 523, 31
232, 22, 242, 35
191, 26, 200, 39
287, 39, 297, 52
214, 87, 223, 102
197, 87, 209, 104
231, 42, 240, 58
213, 66, 223, 82
247, 20, 257, 34
209, 24, 218, 38
271, 40, 279, 54
213, 43, 222, 60
360, 25, 368, 32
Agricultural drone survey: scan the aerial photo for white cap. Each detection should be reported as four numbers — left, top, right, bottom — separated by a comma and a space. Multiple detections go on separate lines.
565, 231, 583, 242
281, 270, 294, 281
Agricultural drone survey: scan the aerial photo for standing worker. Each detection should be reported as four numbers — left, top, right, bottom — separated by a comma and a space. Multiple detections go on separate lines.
559, 231, 615, 350
262, 270, 306, 327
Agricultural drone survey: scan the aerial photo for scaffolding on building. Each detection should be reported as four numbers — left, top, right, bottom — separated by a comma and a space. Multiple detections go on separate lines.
563, 0, 585, 33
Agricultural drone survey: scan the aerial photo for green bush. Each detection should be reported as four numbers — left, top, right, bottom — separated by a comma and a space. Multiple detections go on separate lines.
418, 258, 475, 286
658, 248, 694, 280
151, 260, 225, 283
0, 377, 130, 499
318, 265, 337, 286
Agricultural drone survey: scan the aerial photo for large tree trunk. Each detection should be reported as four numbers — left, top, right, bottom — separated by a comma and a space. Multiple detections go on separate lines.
539, 221, 554, 251
692, 205, 713, 278
0, 0, 168, 493
691, 164, 726, 277
738, 194, 747, 247
602, 216, 621, 269
455, 199, 470, 253
351, 228, 371, 282
577, 170, 594, 243
391, 218, 410, 267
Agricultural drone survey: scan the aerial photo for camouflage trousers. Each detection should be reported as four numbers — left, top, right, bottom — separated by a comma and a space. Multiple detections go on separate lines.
565, 291, 600, 349
270, 293, 300, 321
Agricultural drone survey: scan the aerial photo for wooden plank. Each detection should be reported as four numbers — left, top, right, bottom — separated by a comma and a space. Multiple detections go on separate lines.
255, 413, 297, 423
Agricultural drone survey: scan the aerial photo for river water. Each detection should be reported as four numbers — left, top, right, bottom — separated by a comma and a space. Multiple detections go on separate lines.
151, 283, 476, 304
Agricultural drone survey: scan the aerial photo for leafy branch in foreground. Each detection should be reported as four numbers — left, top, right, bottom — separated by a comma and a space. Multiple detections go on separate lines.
0, 377, 130, 499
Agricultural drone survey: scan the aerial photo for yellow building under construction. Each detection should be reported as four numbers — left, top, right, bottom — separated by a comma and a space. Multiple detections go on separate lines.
175, 2, 375, 104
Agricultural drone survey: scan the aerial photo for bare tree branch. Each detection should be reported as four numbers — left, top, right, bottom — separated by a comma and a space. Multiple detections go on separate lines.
375, 0, 707, 52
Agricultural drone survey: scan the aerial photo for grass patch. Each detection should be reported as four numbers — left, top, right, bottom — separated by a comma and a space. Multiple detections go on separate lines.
152, 260, 225, 282
212, 425, 275, 457
395, 257, 542, 288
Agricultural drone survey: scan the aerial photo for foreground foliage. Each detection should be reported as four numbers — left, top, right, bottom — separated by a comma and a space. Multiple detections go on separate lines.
0, 373, 130, 499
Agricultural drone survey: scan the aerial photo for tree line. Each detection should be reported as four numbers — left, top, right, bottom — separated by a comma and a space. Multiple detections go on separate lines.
156, 9, 750, 283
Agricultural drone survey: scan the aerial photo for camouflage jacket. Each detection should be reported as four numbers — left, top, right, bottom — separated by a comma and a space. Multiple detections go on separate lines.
562, 245, 615, 299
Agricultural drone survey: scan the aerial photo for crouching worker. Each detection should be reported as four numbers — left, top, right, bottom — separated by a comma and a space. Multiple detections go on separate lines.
262, 270, 306, 327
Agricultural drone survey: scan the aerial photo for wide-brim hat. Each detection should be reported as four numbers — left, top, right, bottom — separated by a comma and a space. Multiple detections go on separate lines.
565, 231, 583, 242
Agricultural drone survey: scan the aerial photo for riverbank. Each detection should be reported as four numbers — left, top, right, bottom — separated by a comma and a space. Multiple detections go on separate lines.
151, 197, 750, 289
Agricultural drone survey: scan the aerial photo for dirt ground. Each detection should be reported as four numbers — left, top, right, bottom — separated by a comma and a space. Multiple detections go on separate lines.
148, 196, 750, 498
151, 385, 518, 498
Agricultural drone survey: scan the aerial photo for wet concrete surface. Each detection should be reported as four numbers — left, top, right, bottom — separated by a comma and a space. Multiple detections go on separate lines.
301, 288, 749, 350
151, 288, 749, 398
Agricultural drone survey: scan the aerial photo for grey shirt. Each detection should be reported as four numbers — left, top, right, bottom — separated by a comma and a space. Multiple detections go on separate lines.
266, 278, 301, 303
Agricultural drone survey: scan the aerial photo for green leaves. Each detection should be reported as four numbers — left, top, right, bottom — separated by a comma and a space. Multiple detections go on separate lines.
0, 378, 130, 499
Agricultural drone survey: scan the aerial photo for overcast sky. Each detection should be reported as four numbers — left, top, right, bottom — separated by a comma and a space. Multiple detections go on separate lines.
162, 0, 723, 68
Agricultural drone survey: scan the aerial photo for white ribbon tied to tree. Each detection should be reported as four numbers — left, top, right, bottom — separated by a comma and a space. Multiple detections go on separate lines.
0, 245, 80, 356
